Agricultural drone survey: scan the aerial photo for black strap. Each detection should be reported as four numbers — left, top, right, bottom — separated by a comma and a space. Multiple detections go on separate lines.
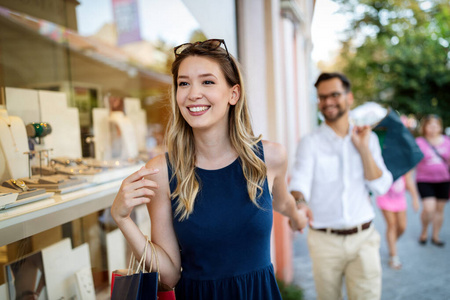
424, 138, 447, 163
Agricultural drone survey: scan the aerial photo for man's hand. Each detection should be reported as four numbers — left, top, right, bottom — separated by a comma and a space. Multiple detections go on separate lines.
289, 191, 314, 232
351, 125, 371, 152
288, 208, 308, 233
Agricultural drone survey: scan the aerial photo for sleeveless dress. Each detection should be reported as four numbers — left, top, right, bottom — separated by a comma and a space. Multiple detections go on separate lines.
166, 142, 282, 300
376, 176, 407, 212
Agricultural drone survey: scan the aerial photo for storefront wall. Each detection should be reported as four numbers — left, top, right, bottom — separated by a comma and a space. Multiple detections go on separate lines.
237, 0, 316, 282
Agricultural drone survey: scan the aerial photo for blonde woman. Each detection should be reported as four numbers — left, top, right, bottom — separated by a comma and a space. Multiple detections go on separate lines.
111, 39, 308, 299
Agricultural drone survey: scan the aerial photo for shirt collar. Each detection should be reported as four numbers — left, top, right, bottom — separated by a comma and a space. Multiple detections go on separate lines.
320, 121, 353, 141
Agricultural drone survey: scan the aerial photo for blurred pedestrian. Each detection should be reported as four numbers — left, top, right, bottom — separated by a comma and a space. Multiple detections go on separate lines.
376, 170, 420, 269
111, 39, 307, 299
289, 72, 393, 300
415, 114, 450, 247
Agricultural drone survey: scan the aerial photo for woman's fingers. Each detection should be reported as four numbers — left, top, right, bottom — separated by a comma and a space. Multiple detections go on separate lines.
123, 166, 159, 185
127, 186, 157, 199
123, 178, 159, 193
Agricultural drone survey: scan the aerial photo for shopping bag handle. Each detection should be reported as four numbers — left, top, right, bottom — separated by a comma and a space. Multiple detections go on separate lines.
147, 239, 161, 281
126, 235, 153, 275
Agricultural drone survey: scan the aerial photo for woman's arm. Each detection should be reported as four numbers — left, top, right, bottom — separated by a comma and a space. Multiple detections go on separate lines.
111, 154, 181, 287
404, 170, 420, 212
262, 141, 308, 232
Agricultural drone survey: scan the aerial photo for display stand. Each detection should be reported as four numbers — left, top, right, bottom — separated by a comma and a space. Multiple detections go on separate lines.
93, 109, 138, 160
38, 90, 82, 159
124, 98, 147, 152
109, 111, 138, 160
0, 109, 29, 182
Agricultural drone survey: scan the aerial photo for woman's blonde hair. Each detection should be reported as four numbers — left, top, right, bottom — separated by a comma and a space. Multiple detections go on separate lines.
166, 41, 266, 221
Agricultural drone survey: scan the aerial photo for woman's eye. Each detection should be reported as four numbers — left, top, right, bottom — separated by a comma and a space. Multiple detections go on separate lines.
203, 80, 214, 85
178, 82, 188, 87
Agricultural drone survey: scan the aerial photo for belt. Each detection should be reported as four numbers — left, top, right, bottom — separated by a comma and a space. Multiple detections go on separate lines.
312, 221, 372, 236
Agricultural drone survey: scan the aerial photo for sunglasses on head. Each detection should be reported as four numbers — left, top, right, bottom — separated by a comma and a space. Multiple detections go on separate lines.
174, 39, 231, 61
174, 39, 239, 82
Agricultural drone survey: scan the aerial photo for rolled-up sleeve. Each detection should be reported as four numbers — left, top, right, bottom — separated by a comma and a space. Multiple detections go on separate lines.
289, 136, 314, 202
365, 132, 393, 196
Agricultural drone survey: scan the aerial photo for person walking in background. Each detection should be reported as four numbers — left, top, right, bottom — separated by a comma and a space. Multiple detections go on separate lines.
415, 114, 450, 247
111, 39, 307, 300
376, 170, 420, 269
289, 72, 393, 300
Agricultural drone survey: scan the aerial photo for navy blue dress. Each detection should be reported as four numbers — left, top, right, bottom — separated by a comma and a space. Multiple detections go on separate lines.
166, 142, 282, 300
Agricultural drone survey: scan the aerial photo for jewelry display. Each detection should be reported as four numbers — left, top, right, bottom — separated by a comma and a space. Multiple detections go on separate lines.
26, 122, 52, 138
27, 148, 54, 177
0, 115, 19, 152
11, 179, 28, 192
1, 180, 47, 200
3, 179, 30, 192
20, 174, 88, 192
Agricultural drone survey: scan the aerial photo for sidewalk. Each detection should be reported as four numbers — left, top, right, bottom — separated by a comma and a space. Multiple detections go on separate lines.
292, 197, 450, 300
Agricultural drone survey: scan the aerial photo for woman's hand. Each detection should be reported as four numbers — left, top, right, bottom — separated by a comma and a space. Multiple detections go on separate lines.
288, 204, 312, 233
111, 166, 160, 225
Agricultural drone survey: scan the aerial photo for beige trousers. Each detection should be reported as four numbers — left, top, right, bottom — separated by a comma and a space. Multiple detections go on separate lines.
307, 225, 381, 300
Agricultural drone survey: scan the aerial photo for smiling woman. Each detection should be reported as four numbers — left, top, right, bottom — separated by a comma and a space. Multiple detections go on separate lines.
110, 39, 309, 300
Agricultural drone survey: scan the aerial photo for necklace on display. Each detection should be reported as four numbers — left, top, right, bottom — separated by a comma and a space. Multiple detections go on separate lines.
0, 116, 19, 152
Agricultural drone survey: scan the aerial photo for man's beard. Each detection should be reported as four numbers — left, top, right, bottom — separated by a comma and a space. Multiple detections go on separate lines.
322, 105, 347, 122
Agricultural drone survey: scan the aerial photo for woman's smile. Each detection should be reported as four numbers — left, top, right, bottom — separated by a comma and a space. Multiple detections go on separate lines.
187, 105, 210, 115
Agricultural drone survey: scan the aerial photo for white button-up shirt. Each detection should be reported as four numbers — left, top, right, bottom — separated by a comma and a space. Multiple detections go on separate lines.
289, 123, 393, 229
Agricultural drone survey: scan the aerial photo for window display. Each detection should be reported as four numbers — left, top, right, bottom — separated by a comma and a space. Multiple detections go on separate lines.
0, 0, 205, 297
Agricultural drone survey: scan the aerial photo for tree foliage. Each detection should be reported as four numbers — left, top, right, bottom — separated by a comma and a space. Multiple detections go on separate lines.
331, 0, 450, 127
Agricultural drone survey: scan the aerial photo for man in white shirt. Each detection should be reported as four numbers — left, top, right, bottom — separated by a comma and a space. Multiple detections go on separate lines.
290, 72, 393, 300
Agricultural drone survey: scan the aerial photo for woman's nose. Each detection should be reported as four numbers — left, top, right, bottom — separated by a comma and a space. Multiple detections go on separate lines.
188, 84, 202, 101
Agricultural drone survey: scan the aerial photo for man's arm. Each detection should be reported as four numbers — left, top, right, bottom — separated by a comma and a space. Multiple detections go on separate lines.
352, 125, 393, 195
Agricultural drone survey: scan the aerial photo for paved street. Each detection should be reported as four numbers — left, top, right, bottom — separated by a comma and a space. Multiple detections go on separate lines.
292, 197, 450, 300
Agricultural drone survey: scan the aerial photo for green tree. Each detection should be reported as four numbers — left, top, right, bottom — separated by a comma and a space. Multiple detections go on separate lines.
332, 0, 450, 128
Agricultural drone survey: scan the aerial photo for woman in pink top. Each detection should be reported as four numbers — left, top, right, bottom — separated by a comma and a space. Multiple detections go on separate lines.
415, 115, 450, 247
377, 171, 419, 269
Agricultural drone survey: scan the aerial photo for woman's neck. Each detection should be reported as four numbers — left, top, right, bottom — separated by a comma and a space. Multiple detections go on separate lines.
193, 127, 237, 169
426, 134, 442, 145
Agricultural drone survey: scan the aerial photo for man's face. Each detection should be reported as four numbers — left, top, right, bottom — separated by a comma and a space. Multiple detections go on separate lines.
317, 78, 353, 122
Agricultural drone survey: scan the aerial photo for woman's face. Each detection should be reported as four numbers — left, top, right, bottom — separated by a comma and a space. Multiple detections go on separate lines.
175, 56, 240, 131
424, 118, 442, 137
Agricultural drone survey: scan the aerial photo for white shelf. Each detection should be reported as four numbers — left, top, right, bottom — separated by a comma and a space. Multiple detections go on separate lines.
0, 179, 122, 246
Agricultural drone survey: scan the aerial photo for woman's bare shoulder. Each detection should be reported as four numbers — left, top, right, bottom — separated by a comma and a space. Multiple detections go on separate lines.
261, 140, 287, 169
145, 153, 170, 191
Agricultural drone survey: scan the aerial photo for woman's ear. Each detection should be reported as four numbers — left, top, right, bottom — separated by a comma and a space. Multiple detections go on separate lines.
229, 84, 241, 105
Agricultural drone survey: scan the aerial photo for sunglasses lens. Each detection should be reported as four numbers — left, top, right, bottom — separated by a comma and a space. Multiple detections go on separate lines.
203, 39, 222, 50
174, 43, 191, 55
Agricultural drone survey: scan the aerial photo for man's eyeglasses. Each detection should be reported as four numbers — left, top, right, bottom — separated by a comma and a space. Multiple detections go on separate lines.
174, 39, 231, 61
318, 92, 346, 102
